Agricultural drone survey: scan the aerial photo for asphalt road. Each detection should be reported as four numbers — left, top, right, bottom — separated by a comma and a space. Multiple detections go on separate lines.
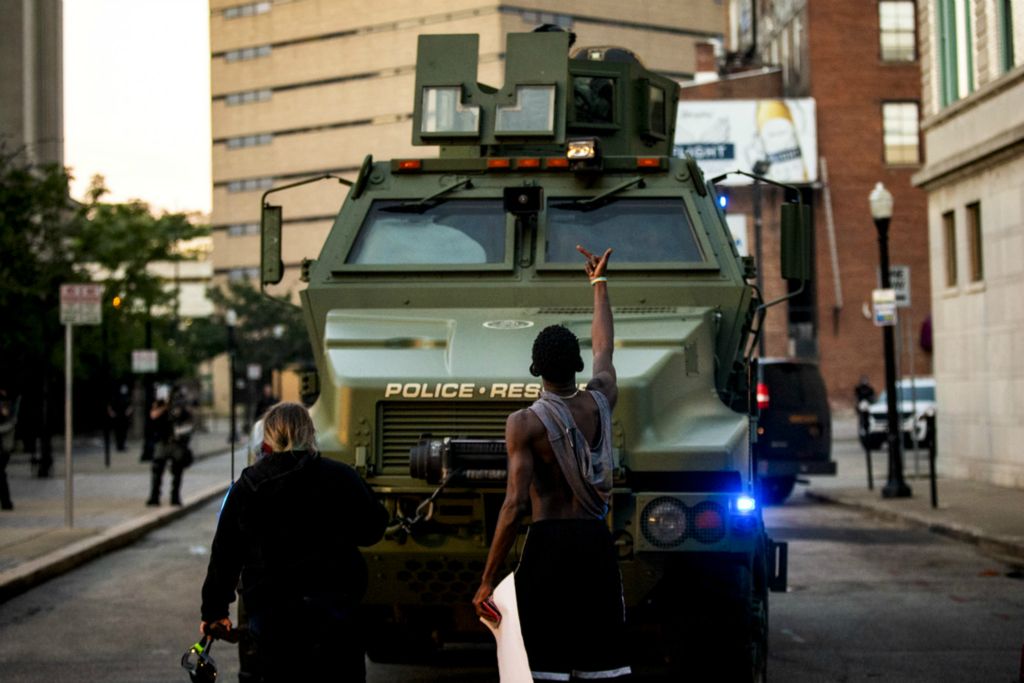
0, 495, 1021, 682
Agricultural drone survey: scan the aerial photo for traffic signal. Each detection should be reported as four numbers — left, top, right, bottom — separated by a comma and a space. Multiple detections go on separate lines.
112, 295, 123, 309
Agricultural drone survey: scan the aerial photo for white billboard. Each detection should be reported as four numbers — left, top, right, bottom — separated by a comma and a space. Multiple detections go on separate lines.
674, 98, 818, 185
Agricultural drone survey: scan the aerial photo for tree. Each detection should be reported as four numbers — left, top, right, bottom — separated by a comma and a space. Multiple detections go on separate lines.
0, 149, 212, 470
0, 146, 83, 473
72, 177, 210, 386
205, 280, 313, 376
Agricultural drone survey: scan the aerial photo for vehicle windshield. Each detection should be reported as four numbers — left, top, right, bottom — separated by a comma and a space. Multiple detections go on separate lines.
346, 199, 506, 265
878, 384, 935, 403
545, 197, 704, 263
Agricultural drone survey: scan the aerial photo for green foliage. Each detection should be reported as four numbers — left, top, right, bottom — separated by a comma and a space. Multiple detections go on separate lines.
206, 281, 313, 376
0, 146, 213, 432
0, 147, 83, 391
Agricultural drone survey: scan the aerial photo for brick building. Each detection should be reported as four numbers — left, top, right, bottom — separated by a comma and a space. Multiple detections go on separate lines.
684, 0, 933, 407
912, 0, 1024, 488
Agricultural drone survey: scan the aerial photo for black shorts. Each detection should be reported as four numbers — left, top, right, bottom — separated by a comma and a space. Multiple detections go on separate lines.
515, 519, 631, 681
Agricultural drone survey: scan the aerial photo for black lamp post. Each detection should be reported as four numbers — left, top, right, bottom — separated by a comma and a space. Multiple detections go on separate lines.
272, 324, 285, 398
751, 159, 771, 356
226, 308, 238, 481
869, 182, 912, 498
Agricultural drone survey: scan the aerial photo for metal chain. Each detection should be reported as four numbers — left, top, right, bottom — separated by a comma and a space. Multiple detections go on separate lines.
394, 469, 461, 533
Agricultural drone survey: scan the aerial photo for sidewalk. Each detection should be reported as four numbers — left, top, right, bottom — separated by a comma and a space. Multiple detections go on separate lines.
0, 420, 246, 602
803, 411, 1024, 565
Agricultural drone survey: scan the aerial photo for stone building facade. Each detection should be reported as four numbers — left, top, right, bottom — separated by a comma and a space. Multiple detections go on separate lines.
0, 0, 63, 165
912, 0, 1024, 487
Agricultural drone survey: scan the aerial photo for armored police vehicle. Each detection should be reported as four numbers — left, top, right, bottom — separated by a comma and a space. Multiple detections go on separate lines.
260, 29, 807, 680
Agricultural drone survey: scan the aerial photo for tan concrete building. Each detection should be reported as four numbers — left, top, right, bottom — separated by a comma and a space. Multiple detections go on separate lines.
912, 1, 1024, 487
209, 0, 727, 291
0, 0, 63, 165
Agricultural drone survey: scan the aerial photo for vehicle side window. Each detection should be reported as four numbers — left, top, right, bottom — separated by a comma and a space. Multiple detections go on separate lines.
346, 200, 506, 265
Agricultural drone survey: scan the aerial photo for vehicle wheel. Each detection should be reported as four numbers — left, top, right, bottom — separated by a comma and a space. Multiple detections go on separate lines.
716, 559, 769, 682
760, 476, 796, 505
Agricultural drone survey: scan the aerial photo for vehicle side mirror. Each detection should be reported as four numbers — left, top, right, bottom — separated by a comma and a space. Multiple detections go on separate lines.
779, 202, 810, 281
261, 204, 284, 286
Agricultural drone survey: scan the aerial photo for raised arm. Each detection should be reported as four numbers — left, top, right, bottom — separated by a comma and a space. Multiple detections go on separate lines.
577, 245, 617, 408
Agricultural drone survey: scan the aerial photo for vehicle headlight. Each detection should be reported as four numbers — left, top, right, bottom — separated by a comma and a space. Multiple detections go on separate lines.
641, 497, 687, 549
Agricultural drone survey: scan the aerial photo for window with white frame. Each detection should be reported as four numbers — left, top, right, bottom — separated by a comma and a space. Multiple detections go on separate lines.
879, 1, 916, 61
882, 102, 920, 165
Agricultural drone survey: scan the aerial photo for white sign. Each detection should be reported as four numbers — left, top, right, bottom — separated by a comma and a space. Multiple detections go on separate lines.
872, 288, 898, 327
132, 349, 159, 374
60, 284, 103, 325
725, 214, 749, 256
675, 98, 818, 185
888, 265, 911, 308
247, 364, 263, 381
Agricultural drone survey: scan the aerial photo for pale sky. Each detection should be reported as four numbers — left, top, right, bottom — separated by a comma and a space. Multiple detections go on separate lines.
63, 0, 212, 215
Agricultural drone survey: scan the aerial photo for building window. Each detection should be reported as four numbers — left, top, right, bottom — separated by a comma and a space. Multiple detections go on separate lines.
227, 177, 274, 193
943, 210, 957, 287
966, 202, 984, 282
226, 133, 273, 149
519, 10, 574, 29
882, 102, 920, 164
228, 267, 261, 282
226, 89, 272, 106
224, 2, 271, 19
938, 0, 975, 106
225, 45, 272, 62
1000, 0, 1017, 72
227, 223, 260, 237
879, 1, 916, 61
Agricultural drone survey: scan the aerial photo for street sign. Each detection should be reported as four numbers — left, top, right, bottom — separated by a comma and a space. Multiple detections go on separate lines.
132, 349, 159, 373
247, 363, 263, 381
60, 284, 103, 325
872, 288, 898, 327
888, 265, 911, 308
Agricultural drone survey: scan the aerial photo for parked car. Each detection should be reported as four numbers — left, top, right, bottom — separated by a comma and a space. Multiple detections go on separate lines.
864, 377, 936, 450
753, 358, 836, 504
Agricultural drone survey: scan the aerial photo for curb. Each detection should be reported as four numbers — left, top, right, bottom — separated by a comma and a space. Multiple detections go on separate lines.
804, 489, 1024, 564
0, 480, 231, 604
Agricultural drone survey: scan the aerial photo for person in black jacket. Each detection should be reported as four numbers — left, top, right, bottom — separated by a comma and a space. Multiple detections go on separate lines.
199, 402, 388, 681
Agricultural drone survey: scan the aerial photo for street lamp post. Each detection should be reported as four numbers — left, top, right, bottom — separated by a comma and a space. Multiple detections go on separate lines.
226, 309, 238, 481
272, 324, 285, 398
751, 159, 771, 357
869, 182, 912, 499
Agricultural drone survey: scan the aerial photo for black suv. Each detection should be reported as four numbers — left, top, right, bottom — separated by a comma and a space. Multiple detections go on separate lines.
753, 358, 836, 503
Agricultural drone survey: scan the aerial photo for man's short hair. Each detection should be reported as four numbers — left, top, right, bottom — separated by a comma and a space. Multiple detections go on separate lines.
530, 325, 584, 382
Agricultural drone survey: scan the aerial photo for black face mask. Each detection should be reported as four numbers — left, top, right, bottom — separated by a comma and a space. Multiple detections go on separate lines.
181, 636, 217, 683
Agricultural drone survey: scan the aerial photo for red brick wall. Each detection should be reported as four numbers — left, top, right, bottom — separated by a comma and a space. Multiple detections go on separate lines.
677, 1, 932, 408
807, 0, 932, 408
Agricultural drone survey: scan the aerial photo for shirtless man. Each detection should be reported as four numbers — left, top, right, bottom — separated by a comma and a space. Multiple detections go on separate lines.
473, 245, 630, 681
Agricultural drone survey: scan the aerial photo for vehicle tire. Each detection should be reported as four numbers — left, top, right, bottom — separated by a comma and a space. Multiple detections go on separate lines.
760, 476, 796, 505
716, 558, 769, 682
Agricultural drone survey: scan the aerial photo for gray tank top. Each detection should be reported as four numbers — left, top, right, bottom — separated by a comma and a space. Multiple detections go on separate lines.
528, 389, 614, 519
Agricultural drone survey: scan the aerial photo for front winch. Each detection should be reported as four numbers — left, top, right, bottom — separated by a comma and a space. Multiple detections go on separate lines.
409, 437, 508, 484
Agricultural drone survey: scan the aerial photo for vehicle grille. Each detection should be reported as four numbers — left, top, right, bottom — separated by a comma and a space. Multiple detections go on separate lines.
378, 401, 527, 474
